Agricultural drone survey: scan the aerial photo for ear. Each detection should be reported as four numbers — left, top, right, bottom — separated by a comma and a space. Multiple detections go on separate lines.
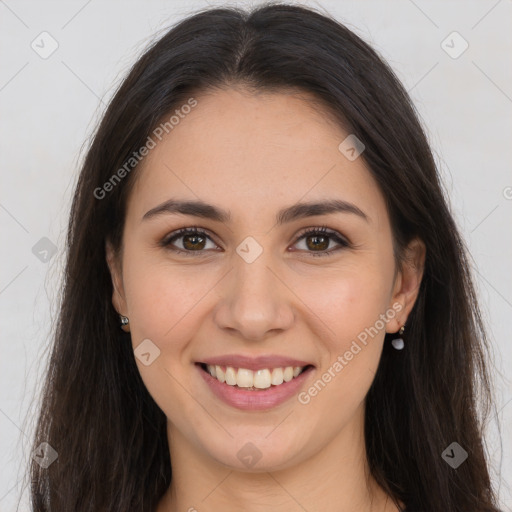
105, 239, 127, 317
386, 237, 426, 333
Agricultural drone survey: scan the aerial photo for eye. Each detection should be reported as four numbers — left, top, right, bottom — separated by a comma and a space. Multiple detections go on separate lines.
160, 225, 350, 257
291, 225, 350, 257
161, 227, 219, 256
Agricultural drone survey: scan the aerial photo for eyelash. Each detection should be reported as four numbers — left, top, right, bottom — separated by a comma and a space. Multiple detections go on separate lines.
160, 225, 350, 258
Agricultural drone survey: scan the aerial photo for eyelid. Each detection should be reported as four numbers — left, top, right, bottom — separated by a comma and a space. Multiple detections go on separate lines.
295, 225, 350, 245
161, 226, 219, 254
161, 225, 350, 256
290, 225, 351, 257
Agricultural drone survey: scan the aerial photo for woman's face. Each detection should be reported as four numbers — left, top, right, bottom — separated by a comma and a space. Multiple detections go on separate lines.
107, 87, 424, 472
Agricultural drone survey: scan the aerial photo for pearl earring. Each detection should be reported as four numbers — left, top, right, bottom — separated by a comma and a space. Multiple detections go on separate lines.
391, 325, 405, 350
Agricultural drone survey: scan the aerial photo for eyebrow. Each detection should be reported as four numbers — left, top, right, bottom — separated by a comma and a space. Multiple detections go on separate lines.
142, 198, 369, 225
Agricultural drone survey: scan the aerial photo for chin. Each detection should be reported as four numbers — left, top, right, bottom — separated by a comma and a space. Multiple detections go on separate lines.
197, 427, 313, 473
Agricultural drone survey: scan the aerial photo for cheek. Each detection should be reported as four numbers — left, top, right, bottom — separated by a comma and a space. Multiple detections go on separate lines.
292, 263, 391, 409
121, 255, 213, 421
292, 262, 391, 349
122, 249, 212, 342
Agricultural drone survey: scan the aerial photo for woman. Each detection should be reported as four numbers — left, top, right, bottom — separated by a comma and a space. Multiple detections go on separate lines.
29, 3, 501, 511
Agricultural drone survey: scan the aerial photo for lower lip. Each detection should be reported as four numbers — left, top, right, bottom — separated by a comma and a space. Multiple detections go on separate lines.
197, 364, 315, 411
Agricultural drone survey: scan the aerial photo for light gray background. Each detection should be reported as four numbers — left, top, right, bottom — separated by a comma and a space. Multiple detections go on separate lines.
1, 0, 511, 510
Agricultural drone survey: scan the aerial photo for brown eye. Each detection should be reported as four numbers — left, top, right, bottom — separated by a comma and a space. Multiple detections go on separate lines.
293, 226, 350, 257
162, 227, 218, 255
161, 225, 349, 258
305, 234, 329, 251
182, 233, 207, 250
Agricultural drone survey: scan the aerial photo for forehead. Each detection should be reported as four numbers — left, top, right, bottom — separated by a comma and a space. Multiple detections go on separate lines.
126, 87, 388, 230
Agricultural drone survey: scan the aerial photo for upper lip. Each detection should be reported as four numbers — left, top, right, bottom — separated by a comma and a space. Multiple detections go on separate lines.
199, 354, 314, 371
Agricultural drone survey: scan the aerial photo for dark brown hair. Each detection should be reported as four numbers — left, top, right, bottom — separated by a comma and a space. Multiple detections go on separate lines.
28, 3, 500, 511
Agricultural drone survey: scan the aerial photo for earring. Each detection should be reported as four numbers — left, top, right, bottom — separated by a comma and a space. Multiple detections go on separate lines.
119, 315, 130, 332
391, 325, 405, 350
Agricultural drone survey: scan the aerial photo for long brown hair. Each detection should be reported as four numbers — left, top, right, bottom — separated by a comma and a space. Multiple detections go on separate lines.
28, 3, 500, 511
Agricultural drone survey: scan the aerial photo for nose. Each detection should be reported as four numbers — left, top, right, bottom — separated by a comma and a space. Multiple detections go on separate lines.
213, 248, 295, 342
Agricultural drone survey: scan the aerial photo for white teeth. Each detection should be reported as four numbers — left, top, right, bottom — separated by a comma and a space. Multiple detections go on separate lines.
253, 369, 272, 389
237, 368, 254, 388
215, 365, 225, 383
283, 367, 294, 382
271, 367, 284, 385
272, 368, 284, 386
205, 364, 307, 389
225, 366, 237, 385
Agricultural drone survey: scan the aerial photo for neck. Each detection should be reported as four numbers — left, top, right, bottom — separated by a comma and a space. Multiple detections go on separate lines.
157, 406, 400, 512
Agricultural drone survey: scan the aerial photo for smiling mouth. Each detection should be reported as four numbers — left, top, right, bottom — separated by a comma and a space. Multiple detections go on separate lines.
198, 362, 314, 391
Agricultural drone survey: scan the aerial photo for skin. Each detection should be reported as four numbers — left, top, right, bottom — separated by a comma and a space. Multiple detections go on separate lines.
106, 86, 425, 512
